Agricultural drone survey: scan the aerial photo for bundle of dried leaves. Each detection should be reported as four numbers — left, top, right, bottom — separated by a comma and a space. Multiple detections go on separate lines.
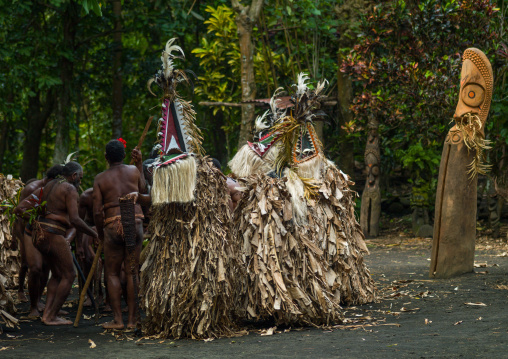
233, 167, 376, 326
140, 158, 243, 339
0, 174, 21, 332
0, 174, 23, 289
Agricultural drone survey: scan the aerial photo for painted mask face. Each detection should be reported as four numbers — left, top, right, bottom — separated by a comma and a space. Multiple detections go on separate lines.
292, 123, 320, 164
454, 48, 493, 127
159, 99, 189, 155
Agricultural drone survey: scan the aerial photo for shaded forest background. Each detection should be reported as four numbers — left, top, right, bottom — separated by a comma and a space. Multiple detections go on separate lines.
0, 0, 507, 223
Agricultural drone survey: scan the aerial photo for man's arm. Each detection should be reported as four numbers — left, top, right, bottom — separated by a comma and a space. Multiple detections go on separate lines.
66, 186, 97, 238
92, 180, 105, 241
126, 192, 151, 206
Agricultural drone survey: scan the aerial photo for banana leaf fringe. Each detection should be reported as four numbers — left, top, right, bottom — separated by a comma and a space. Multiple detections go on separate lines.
233, 167, 376, 326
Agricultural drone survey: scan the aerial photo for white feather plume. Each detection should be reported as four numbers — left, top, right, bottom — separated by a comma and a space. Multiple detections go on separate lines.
61, 151, 78, 165
296, 72, 310, 97
315, 79, 329, 95
161, 38, 185, 79
255, 110, 271, 132
270, 87, 284, 115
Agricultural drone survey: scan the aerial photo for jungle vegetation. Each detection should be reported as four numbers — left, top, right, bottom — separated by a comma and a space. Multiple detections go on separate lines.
0, 0, 506, 217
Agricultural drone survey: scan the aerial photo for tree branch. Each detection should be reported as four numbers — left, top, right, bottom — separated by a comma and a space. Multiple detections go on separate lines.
231, 0, 246, 14
248, 0, 264, 19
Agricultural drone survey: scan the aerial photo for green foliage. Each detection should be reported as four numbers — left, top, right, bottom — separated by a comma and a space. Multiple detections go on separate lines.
342, 0, 500, 202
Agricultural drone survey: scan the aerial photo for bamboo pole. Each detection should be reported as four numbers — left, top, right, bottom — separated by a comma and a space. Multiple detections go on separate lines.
74, 241, 103, 327
129, 116, 153, 165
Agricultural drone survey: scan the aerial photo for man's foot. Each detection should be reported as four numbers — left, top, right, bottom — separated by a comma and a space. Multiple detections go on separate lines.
42, 317, 72, 326
27, 308, 40, 318
17, 292, 28, 303
37, 302, 45, 312
126, 322, 139, 329
58, 309, 69, 315
102, 320, 124, 330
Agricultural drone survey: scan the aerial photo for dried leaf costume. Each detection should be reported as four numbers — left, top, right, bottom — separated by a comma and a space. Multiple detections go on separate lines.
140, 39, 241, 339
430, 48, 493, 278
231, 74, 376, 326
0, 174, 22, 331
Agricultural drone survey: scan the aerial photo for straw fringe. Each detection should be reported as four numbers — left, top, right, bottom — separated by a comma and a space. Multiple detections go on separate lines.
151, 156, 197, 204
228, 144, 280, 178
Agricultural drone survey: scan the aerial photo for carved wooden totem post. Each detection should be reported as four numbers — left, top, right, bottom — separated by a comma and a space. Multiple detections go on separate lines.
360, 117, 381, 238
430, 48, 493, 278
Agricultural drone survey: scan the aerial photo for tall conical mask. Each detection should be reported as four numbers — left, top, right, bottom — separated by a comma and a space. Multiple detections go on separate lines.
147, 38, 204, 204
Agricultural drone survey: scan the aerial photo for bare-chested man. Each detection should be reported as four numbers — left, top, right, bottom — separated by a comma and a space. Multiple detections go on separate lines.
17, 161, 97, 325
93, 139, 145, 330
14, 165, 63, 315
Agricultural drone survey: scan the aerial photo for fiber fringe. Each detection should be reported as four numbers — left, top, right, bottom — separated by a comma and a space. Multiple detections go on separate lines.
151, 156, 197, 204
228, 144, 279, 178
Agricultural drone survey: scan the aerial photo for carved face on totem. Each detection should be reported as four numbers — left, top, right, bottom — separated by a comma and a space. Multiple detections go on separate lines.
365, 151, 379, 190
365, 130, 380, 191
454, 48, 493, 129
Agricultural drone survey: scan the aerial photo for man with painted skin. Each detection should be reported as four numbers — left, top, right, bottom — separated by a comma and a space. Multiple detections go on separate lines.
16, 161, 97, 325
14, 165, 63, 316
93, 140, 146, 330
430, 48, 493, 278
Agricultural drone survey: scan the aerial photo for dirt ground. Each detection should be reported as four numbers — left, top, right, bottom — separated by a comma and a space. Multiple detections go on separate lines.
1, 216, 508, 358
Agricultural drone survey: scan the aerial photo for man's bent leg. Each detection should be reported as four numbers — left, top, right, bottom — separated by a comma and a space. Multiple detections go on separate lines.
103, 225, 125, 329
39, 233, 75, 325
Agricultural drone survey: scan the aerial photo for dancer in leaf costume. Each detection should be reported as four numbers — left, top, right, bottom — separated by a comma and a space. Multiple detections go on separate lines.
231, 74, 376, 326
140, 39, 241, 339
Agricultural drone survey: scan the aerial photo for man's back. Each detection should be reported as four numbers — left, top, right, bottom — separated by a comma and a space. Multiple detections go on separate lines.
94, 164, 142, 219
42, 179, 76, 227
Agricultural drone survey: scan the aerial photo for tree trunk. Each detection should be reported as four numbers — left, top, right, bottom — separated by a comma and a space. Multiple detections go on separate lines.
232, 0, 264, 148
112, 0, 123, 138
20, 91, 55, 182
336, 53, 355, 178
53, 2, 79, 165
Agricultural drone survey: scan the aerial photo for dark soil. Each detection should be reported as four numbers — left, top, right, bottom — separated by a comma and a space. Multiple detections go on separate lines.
1, 216, 508, 358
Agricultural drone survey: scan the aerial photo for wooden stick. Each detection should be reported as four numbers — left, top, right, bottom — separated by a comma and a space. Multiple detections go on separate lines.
130, 116, 153, 165
74, 241, 103, 327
